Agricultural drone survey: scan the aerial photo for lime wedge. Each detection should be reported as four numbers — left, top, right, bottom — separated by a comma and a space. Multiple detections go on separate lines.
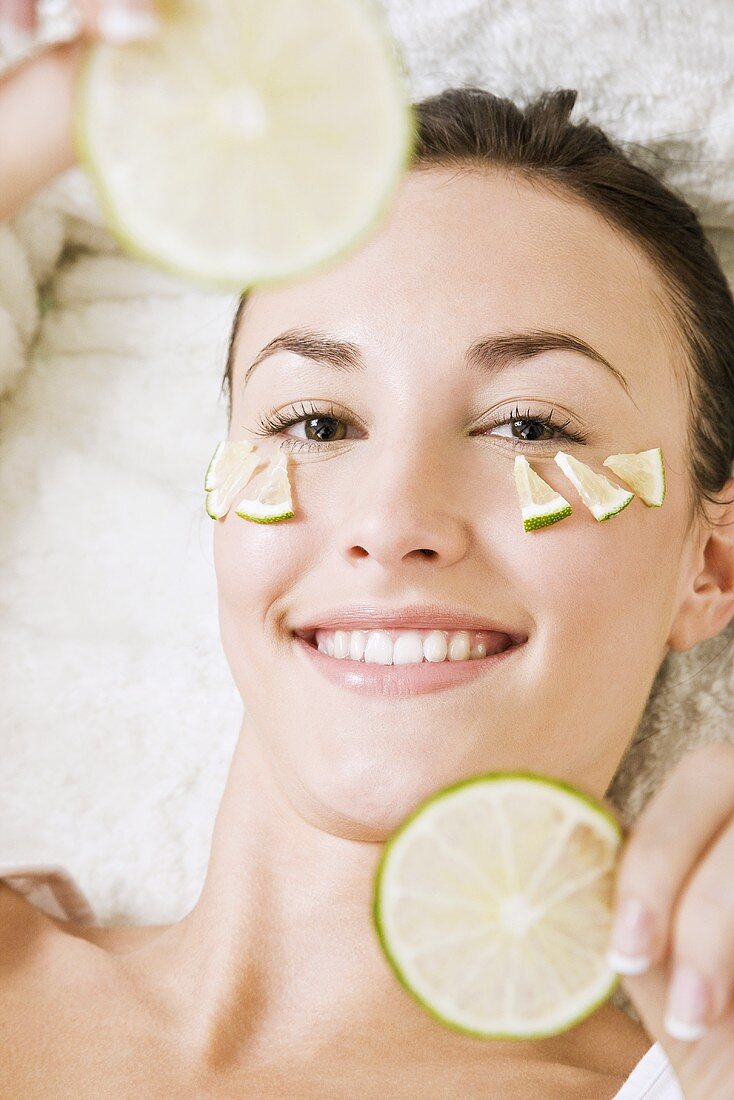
235, 450, 294, 523
72, 0, 415, 289
602, 447, 666, 507
513, 455, 572, 531
554, 451, 634, 522
204, 438, 260, 519
373, 772, 622, 1040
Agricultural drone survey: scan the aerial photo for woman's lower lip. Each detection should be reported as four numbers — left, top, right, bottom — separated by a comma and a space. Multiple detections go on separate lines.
293, 634, 525, 697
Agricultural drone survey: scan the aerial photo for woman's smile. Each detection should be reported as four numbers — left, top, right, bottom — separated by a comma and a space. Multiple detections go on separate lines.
313, 626, 509, 663
292, 628, 527, 696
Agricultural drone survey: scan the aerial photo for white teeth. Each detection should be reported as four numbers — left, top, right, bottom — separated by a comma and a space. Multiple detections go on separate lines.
448, 631, 471, 661
313, 627, 502, 665
392, 631, 425, 665
423, 630, 448, 662
364, 630, 393, 664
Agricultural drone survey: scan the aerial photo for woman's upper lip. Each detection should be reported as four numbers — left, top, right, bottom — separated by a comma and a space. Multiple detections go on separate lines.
291, 604, 529, 645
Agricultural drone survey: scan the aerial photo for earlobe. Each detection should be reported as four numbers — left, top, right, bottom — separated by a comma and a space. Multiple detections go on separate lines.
667, 483, 734, 651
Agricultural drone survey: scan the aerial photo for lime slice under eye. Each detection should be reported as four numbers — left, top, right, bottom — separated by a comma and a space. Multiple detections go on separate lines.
554, 452, 635, 522
373, 771, 623, 1040
514, 454, 573, 531
602, 447, 666, 507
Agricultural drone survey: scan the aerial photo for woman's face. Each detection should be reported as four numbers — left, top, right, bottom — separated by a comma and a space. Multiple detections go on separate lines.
214, 167, 703, 835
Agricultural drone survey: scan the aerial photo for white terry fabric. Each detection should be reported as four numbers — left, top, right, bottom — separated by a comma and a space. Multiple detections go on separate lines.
0, 0, 732, 1044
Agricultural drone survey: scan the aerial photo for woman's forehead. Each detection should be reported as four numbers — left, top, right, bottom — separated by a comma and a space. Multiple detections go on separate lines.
235, 168, 680, 408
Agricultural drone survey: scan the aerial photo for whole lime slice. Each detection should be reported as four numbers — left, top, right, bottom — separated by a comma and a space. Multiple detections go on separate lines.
72, 0, 415, 290
372, 771, 623, 1040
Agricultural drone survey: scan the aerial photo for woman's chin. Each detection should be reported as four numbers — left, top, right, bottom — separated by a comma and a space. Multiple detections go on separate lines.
285, 744, 472, 838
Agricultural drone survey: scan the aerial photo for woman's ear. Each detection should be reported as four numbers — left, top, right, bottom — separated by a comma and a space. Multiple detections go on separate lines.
667, 478, 734, 652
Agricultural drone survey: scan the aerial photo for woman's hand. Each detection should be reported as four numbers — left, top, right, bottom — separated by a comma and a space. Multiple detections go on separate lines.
0, 0, 160, 221
607, 742, 734, 1099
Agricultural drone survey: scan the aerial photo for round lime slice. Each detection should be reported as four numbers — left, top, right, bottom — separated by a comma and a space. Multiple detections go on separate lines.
373, 772, 623, 1040
513, 454, 573, 531
602, 447, 666, 507
72, 0, 416, 290
554, 451, 634, 522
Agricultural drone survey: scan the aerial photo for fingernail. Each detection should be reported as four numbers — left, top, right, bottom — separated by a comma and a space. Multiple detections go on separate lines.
98, 4, 162, 43
606, 896, 654, 974
664, 962, 711, 1042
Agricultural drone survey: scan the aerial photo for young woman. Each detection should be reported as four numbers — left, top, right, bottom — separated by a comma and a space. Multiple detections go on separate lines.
1, 2, 733, 1097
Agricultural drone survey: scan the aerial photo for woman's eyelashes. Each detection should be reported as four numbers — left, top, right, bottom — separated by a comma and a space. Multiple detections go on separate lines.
251, 401, 590, 454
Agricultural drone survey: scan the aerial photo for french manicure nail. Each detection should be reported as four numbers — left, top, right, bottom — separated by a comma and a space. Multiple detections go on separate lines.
98, 5, 162, 44
607, 896, 654, 973
664, 963, 711, 1042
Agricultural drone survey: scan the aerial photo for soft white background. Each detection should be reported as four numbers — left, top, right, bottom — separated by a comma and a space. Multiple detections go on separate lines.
0, 0, 732, 933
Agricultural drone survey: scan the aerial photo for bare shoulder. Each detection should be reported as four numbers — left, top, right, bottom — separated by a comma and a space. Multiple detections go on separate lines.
0, 882, 88, 1091
0, 884, 175, 1097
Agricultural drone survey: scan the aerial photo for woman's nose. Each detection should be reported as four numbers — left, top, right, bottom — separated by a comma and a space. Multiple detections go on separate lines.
338, 437, 471, 569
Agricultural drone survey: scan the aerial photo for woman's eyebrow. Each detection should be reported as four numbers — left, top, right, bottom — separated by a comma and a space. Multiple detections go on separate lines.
242, 325, 633, 400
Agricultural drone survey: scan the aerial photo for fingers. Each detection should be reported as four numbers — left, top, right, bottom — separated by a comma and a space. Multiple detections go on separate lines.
0, 0, 36, 32
0, 35, 83, 220
608, 743, 734, 1038
662, 813, 734, 1035
0, 0, 38, 53
609, 744, 734, 969
0, 0, 162, 55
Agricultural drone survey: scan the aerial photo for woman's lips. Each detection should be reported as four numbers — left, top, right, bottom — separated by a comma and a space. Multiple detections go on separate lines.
292, 632, 526, 698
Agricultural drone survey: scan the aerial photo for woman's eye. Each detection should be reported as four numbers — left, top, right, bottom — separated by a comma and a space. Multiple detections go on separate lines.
288, 416, 349, 443
483, 411, 588, 448
252, 404, 358, 453
253, 404, 588, 453
490, 417, 557, 443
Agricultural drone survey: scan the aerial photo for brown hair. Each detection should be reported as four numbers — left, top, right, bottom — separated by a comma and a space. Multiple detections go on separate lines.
221, 86, 734, 526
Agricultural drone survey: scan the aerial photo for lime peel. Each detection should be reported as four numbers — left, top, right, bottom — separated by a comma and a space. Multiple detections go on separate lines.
235, 450, 294, 523
373, 771, 623, 1041
71, 0, 416, 291
602, 447, 666, 507
204, 439, 260, 520
554, 451, 634, 522
514, 455, 573, 532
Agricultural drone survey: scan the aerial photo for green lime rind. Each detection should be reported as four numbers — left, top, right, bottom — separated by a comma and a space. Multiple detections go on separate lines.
603, 448, 666, 508
523, 504, 572, 532
204, 441, 225, 492
205, 490, 222, 520
70, 5, 420, 294
657, 451, 667, 506
372, 770, 623, 1041
234, 509, 295, 524
595, 492, 634, 522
